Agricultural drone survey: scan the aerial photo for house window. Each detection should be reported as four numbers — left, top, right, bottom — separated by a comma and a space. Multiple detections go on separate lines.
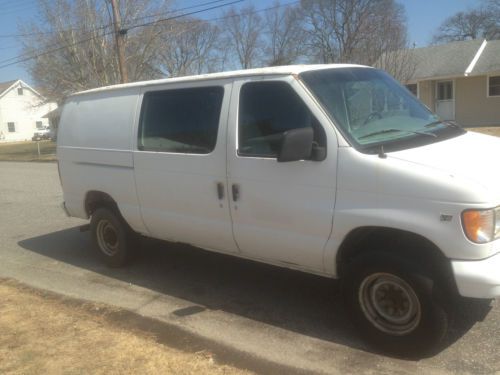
488, 76, 500, 97
405, 84, 418, 97
437, 81, 453, 100
36, 121, 43, 129
17, 88, 23, 95
7, 122, 15, 132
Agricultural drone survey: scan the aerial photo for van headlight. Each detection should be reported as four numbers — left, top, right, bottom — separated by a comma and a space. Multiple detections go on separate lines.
462, 207, 499, 244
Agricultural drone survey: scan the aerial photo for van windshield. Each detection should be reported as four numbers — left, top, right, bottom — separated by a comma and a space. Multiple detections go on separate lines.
300, 68, 465, 153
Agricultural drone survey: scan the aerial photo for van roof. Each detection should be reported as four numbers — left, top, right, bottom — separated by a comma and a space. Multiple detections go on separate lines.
70, 64, 369, 97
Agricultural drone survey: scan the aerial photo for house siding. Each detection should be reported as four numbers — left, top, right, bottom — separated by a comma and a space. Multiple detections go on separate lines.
0, 81, 56, 142
455, 75, 500, 127
417, 80, 435, 112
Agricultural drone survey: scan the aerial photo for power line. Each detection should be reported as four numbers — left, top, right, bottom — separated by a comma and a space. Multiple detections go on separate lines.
127, 0, 245, 31
0, 0, 242, 66
189, 0, 300, 26
0, 0, 301, 71
0, 0, 245, 70
122, 0, 233, 28
0, 0, 237, 39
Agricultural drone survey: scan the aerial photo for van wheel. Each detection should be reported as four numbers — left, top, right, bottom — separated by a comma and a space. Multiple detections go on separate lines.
90, 207, 134, 267
342, 253, 450, 358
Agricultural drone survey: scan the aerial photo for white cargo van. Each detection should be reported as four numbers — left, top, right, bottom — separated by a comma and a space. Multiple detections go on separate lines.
58, 65, 500, 357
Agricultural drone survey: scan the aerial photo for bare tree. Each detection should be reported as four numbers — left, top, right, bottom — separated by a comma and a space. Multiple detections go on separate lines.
479, 0, 500, 39
360, 0, 416, 82
19, 0, 415, 102
432, 10, 493, 44
19, 0, 171, 103
158, 18, 222, 77
432, 1, 500, 44
299, 0, 409, 65
374, 48, 416, 83
220, 6, 263, 69
263, 1, 305, 66
354, 0, 408, 63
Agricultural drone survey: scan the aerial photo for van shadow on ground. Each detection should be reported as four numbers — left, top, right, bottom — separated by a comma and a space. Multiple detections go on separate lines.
18, 227, 492, 358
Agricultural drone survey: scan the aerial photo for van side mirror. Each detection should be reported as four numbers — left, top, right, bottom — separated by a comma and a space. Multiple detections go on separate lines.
277, 127, 314, 162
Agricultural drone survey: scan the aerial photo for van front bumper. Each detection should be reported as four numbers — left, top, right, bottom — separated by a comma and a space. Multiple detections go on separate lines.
452, 252, 500, 298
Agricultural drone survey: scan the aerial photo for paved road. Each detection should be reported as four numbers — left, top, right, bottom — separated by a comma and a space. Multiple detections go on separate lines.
0, 161, 499, 375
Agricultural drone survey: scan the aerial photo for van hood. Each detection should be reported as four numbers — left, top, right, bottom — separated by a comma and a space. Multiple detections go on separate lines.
389, 131, 500, 203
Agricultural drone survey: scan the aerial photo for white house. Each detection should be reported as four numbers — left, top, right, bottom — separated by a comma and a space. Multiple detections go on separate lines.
0, 80, 57, 142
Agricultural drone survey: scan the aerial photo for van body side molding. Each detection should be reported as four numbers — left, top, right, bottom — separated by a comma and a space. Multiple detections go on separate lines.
74, 161, 134, 170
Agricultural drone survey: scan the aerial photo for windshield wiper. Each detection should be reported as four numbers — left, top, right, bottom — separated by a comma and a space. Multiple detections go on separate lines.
424, 120, 460, 129
358, 128, 403, 139
359, 128, 436, 140
424, 120, 442, 128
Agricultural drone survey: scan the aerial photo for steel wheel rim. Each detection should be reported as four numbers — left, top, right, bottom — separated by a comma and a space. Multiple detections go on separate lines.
96, 219, 119, 256
359, 273, 422, 335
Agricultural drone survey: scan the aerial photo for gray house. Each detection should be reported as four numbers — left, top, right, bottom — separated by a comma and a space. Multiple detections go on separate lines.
400, 39, 500, 127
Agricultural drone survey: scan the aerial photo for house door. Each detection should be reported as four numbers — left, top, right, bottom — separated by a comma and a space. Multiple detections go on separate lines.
435, 80, 455, 120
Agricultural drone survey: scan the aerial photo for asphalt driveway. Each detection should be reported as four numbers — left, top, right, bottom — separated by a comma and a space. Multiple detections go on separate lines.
0, 161, 498, 374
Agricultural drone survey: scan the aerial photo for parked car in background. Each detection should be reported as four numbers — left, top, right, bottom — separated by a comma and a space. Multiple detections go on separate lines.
32, 126, 54, 141
57, 65, 500, 358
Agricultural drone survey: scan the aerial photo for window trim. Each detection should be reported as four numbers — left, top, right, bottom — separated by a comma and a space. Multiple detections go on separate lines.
7, 122, 15, 133
405, 83, 419, 98
436, 80, 454, 101
236, 80, 327, 160
487, 74, 500, 98
137, 85, 225, 155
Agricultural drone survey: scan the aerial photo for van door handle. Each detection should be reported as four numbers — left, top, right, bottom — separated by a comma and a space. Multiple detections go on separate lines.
231, 184, 240, 202
216, 182, 224, 200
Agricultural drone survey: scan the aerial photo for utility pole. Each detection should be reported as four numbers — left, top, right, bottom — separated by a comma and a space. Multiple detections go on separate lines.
110, 0, 128, 83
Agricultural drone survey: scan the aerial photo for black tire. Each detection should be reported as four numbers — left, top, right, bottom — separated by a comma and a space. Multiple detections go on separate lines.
342, 253, 450, 358
90, 207, 135, 267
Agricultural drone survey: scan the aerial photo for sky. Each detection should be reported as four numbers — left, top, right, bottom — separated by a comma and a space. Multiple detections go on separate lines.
0, 0, 483, 85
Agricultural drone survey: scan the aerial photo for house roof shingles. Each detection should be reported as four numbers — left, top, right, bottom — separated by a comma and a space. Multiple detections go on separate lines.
409, 39, 484, 81
470, 39, 500, 76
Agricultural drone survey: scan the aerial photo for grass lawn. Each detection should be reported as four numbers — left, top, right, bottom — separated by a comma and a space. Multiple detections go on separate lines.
466, 126, 500, 137
0, 140, 56, 162
0, 278, 249, 375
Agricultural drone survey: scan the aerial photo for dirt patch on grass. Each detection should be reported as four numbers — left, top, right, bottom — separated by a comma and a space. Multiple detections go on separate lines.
0, 278, 251, 375
466, 126, 500, 137
0, 141, 56, 161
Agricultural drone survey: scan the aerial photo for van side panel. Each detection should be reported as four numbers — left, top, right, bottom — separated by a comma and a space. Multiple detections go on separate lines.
58, 87, 147, 234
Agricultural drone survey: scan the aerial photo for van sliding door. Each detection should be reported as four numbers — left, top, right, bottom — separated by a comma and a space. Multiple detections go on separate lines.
133, 81, 238, 254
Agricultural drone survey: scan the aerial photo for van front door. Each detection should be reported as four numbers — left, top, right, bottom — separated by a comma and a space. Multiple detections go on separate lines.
133, 82, 238, 254
226, 78, 337, 273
